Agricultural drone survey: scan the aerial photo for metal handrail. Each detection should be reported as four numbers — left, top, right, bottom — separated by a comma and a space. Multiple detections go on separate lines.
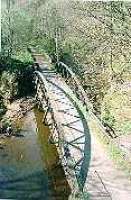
35, 70, 91, 199
56, 62, 117, 139
57, 62, 93, 110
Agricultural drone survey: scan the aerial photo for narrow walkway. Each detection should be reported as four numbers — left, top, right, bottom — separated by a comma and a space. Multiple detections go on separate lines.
87, 131, 131, 200
41, 70, 111, 199
34, 54, 131, 200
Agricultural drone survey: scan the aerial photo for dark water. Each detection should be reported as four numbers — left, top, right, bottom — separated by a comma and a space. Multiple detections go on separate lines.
0, 109, 71, 199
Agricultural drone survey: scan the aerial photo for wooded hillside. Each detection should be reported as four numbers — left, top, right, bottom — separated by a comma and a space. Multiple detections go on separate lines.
1, 0, 131, 136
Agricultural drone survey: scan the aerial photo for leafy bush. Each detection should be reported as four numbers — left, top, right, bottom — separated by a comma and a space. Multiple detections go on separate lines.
0, 55, 35, 102
0, 71, 18, 103
12, 51, 33, 63
30, 37, 56, 57
1, 118, 11, 129
0, 98, 7, 119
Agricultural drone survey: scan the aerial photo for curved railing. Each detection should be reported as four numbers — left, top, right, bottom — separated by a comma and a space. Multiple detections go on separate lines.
35, 71, 94, 198
56, 62, 93, 111
34, 71, 83, 194
34, 67, 111, 199
56, 62, 117, 139
35, 71, 63, 144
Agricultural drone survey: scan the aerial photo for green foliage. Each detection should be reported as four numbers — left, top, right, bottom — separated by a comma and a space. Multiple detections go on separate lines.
1, 118, 12, 129
43, 38, 56, 57
30, 37, 56, 59
1, 0, 131, 137
121, 121, 131, 135
0, 55, 34, 103
0, 71, 18, 103
108, 142, 131, 176
12, 50, 33, 63
102, 88, 131, 135
2, 7, 34, 56
0, 98, 7, 119
0, 54, 32, 73
59, 44, 74, 65
102, 107, 116, 128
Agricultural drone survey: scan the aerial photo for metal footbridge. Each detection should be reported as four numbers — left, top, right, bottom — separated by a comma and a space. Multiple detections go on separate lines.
30, 50, 112, 200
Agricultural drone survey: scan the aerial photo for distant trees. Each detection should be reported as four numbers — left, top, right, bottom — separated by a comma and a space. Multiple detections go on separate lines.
2, 0, 14, 56
2, 0, 35, 56
55, 1, 131, 112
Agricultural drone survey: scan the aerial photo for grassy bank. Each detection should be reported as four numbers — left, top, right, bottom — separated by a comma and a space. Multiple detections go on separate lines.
88, 114, 131, 177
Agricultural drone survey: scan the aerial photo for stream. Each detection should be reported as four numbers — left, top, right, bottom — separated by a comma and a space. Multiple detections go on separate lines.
0, 109, 71, 199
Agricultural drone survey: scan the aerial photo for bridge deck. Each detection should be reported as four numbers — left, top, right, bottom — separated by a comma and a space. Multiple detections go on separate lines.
34, 54, 131, 200
41, 69, 111, 199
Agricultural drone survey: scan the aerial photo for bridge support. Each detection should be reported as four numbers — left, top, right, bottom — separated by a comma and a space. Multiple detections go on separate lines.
35, 78, 48, 111
42, 106, 50, 125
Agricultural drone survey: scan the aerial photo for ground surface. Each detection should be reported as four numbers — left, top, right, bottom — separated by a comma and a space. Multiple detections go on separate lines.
5, 98, 35, 120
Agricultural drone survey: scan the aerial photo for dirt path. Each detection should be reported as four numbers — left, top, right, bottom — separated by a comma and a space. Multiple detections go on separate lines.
87, 131, 131, 200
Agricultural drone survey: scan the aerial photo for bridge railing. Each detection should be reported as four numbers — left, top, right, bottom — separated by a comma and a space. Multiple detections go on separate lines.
35, 71, 61, 138
56, 62, 117, 139
56, 62, 93, 111
34, 70, 87, 196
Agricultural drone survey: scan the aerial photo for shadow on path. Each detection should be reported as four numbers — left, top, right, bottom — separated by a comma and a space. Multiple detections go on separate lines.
46, 78, 91, 192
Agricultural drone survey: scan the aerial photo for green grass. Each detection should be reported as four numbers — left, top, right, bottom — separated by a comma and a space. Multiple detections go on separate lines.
108, 142, 131, 174
89, 118, 131, 177
121, 121, 131, 135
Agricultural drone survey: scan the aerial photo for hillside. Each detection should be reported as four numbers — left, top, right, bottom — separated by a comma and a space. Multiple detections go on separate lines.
1, 0, 131, 144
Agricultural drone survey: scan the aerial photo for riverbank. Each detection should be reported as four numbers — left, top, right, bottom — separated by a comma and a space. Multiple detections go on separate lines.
0, 97, 36, 136
5, 97, 36, 120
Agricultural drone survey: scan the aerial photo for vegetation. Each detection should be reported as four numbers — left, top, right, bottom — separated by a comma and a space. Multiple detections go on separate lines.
0, 55, 34, 103
0, 1, 131, 198
1, 0, 131, 137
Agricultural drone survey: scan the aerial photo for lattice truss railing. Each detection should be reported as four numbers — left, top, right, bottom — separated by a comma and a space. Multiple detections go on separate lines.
56, 62, 93, 111
55, 62, 117, 139
35, 71, 83, 195
34, 71, 112, 200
